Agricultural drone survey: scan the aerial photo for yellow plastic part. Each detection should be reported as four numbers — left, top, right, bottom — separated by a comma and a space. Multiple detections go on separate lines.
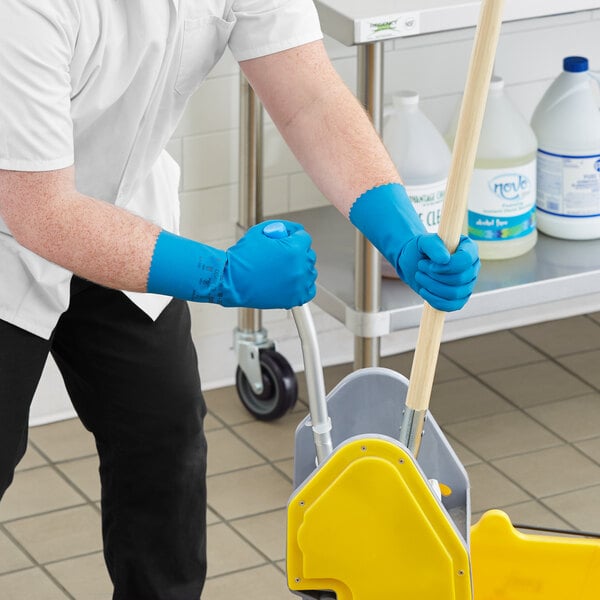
471, 509, 600, 599
287, 438, 471, 600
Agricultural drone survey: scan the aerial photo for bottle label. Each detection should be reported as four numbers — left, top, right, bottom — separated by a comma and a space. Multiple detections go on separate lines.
536, 150, 600, 218
406, 179, 447, 233
468, 161, 537, 241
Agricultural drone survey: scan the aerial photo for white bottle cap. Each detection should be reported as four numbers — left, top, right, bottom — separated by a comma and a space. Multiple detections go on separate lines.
489, 75, 504, 91
393, 90, 419, 108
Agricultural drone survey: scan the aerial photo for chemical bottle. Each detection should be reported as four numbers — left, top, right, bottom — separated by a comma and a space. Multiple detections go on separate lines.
531, 56, 600, 240
447, 75, 538, 259
382, 91, 451, 277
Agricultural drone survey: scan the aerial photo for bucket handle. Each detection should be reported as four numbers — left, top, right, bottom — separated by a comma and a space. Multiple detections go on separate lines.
291, 304, 333, 464
262, 222, 333, 464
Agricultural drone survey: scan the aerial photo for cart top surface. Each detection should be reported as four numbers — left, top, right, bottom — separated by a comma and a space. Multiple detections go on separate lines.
314, 0, 600, 45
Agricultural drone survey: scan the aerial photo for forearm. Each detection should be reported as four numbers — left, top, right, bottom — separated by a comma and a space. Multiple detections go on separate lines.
240, 41, 479, 312
0, 168, 159, 292
0, 167, 318, 310
240, 41, 401, 217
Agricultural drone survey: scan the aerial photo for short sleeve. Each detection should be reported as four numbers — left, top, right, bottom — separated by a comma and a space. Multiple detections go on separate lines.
0, 0, 77, 172
228, 0, 323, 62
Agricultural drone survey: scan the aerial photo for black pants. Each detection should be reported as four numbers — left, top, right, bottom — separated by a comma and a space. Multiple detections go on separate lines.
0, 278, 207, 600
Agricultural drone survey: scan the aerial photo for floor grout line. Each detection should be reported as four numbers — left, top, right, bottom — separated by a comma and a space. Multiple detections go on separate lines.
26, 442, 103, 514
0, 502, 92, 526
0, 523, 77, 599
510, 327, 600, 394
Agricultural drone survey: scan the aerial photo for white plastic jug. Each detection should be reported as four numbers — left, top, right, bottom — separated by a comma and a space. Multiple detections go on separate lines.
531, 56, 600, 240
382, 91, 451, 277
447, 76, 538, 259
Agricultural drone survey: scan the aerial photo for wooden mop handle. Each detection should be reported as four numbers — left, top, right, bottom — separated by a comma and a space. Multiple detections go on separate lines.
405, 0, 506, 413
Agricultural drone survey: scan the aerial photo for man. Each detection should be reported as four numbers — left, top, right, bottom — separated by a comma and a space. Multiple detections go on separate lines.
0, 1, 479, 598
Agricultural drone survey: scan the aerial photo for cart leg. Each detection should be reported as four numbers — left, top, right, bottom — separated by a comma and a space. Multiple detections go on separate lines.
235, 74, 298, 420
354, 42, 384, 370
236, 73, 268, 392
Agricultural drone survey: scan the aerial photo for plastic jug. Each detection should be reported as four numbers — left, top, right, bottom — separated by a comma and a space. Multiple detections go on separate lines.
531, 56, 600, 240
447, 76, 538, 259
382, 91, 451, 277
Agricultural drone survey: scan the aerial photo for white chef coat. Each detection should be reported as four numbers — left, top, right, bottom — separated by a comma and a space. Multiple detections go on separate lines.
0, 0, 323, 339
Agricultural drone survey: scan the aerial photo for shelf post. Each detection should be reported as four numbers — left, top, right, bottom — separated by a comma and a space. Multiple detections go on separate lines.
237, 74, 266, 339
354, 42, 384, 369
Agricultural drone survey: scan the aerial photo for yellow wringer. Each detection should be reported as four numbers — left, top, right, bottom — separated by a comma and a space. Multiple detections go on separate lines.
287, 437, 471, 600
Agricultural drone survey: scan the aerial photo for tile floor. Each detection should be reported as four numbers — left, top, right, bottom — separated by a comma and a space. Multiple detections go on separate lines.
2, 313, 600, 598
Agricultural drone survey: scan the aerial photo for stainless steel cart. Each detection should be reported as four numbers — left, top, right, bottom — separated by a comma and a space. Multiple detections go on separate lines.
234, 0, 600, 420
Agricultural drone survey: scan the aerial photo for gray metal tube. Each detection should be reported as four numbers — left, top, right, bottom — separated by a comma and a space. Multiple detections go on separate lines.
238, 74, 264, 335
354, 43, 384, 369
238, 74, 263, 231
292, 305, 333, 464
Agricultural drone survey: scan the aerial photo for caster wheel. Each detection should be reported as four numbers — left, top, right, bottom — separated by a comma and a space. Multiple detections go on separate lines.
236, 348, 298, 421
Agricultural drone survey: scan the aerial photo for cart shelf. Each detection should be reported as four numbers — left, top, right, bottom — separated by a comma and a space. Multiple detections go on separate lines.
238, 1, 600, 371
311, 0, 600, 360
281, 206, 600, 339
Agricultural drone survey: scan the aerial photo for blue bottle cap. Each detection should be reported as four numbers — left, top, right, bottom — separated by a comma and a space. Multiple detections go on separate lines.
563, 56, 589, 72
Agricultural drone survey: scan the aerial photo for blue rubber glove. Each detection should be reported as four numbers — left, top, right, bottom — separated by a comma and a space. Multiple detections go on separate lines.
147, 220, 317, 309
222, 220, 317, 308
349, 183, 480, 312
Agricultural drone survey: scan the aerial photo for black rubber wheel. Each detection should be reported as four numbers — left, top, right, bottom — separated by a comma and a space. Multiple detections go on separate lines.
236, 348, 298, 421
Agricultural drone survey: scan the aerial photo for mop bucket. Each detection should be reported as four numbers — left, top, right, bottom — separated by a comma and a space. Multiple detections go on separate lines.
280, 0, 600, 590
470, 509, 600, 599
286, 304, 472, 600
285, 304, 600, 599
